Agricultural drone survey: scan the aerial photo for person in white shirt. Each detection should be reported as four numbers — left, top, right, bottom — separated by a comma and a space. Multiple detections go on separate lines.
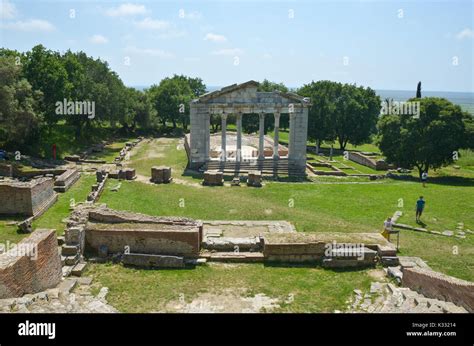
421, 172, 428, 187
382, 217, 393, 240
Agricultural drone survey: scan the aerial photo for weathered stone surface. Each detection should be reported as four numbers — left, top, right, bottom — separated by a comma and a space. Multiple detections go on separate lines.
402, 267, 474, 312
54, 169, 80, 193
0, 229, 62, 298
0, 178, 57, 217
122, 253, 185, 268
247, 170, 262, 187
151, 166, 172, 184
17, 217, 33, 233
203, 170, 224, 186
71, 262, 88, 277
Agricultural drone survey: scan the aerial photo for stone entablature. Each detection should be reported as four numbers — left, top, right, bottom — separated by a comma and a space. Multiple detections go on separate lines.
189, 81, 311, 174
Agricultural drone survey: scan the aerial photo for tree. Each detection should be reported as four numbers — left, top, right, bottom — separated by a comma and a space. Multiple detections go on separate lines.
333, 85, 380, 150
377, 97, 470, 177
0, 57, 42, 151
416, 81, 422, 98
23, 45, 72, 128
148, 75, 205, 130
298, 81, 340, 151
298, 81, 380, 150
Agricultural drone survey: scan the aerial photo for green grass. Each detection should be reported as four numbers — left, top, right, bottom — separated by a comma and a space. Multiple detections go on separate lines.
87, 139, 133, 163
0, 174, 95, 245
98, 137, 474, 281
86, 262, 374, 313
32, 174, 96, 235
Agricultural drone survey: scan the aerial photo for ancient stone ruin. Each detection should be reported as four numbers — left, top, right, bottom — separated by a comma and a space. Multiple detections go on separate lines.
203, 170, 224, 186
0, 229, 62, 298
348, 151, 389, 171
61, 204, 203, 271
0, 178, 57, 217
151, 166, 172, 184
53, 168, 80, 192
187, 80, 311, 177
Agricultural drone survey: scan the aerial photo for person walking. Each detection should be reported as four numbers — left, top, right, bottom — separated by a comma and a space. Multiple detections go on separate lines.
421, 171, 428, 187
416, 196, 425, 223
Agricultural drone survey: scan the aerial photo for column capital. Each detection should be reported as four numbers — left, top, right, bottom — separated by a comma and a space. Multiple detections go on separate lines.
259, 112, 265, 119
221, 113, 228, 120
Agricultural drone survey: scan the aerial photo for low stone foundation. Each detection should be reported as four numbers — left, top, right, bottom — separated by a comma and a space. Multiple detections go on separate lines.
402, 267, 474, 313
263, 232, 395, 264
54, 168, 80, 192
0, 177, 57, 217
0, 229, 62, 298
62, 205, 203, 271
348, 152, 388, 171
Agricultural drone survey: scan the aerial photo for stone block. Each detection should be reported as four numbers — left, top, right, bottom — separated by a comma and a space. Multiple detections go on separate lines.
61, 245, 79, 257
71, 262, 88, 277
122, 253, 185, 268
151, 166, 172, 184
247, 170, 262, 187
203, 170, 223, 186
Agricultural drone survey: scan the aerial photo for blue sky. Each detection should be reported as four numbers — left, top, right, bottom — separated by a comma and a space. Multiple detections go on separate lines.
1, 0, 473, 91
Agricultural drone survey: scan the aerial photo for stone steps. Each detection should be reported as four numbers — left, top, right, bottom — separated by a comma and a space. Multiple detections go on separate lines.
348, 282, 468, 313
200, 159, 306, 177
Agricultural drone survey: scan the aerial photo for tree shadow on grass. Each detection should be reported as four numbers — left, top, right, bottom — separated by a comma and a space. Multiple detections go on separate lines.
390, 174, 474, 187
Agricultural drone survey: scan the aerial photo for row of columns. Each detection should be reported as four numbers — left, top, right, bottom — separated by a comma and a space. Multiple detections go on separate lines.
219, 111, 282, 162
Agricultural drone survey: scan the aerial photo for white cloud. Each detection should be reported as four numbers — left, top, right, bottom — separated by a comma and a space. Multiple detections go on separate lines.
455, 28, 474, 40
134, 17, 170, 30
262, 53, 272, 59
125, 46, 174, 59
211, 48, 243, 56
106, 3, 147, 17
1, 19, 55, 32
90, 34, 108, 44
0, 0, 16, 19
204, 33, 227, 43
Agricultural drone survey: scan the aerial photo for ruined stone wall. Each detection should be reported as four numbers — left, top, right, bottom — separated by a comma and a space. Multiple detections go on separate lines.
0, 178, 56, 216
30, 178, 57, 216
85, 228, 200, 258
402, 267, 474, 312
0, 183, 32, 215
263, 241, 327, 262
348, 152, 387, 171
0, 229, 62, 298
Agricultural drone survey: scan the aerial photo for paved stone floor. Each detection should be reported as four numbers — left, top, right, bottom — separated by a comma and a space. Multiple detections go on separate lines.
0, 277, 117, 313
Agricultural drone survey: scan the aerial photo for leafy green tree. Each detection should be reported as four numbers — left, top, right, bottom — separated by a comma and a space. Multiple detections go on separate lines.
0, 57, 42, 151
298, 81, 340, 150
148, 75, 205, 130
377, 97, 470, 177
23, 45, 72, 127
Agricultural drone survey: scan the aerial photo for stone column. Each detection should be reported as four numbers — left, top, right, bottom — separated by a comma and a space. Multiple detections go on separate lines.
258, 112, 265, 160
221, 113, 227, 161
236, 112, 242, 162
273, 111, 281, 160
288, 112, 296, 160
